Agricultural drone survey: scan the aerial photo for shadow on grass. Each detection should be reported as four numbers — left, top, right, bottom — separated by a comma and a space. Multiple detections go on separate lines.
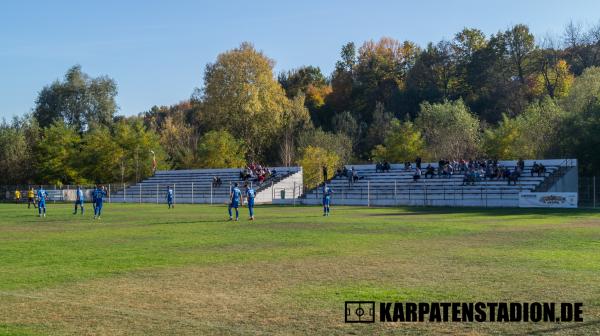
515, 319, 600, 335
364, 206, 600, 218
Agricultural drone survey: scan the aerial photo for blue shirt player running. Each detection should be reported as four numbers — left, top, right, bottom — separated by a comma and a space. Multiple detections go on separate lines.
93, 185, 107, 220
245, 183, 256, 220
73, 186, 85, 215
166, 186, 174, 209
322, 183, 333, 216
228, 183, 242, 221
37, 186, 48, 218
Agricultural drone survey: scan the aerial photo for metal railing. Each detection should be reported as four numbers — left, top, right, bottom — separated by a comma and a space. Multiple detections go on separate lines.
305, 178, 528, 207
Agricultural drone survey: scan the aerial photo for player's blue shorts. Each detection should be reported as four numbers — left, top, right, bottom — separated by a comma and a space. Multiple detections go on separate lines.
322, 197, 330, 206
167, 197, 173, 203
75, 200, 83, 205
248, 199, 254, 207
230, 201, 239, 208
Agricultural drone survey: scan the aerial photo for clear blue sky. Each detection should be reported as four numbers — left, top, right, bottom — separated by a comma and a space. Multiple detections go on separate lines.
1, 0, 599, 119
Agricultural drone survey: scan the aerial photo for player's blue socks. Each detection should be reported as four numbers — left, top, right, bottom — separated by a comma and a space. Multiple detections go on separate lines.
228, 206, 239, 220
94, 203, 102, 218
38, 204, 46, 216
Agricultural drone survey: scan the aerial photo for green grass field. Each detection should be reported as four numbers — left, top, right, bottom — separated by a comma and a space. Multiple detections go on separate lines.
0, 203, 599, 335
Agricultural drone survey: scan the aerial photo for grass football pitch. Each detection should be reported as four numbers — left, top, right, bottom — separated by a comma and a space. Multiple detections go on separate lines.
0, 203, 599, 335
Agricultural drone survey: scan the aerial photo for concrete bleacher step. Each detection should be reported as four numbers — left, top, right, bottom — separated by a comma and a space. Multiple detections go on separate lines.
300, 159, 573, 207
111, 167, 303, 204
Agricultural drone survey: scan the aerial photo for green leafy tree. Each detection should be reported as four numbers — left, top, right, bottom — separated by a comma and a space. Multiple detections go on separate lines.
415, 99, 481, 159
405, 41, 455, 112
298, 145, 340, 190
327, 42, 356, 122
560, 66, 600, 174
79, 126, 124, 183
0, 119, 32, 184
452, 28, 487, 97
483, 98, 565, 159
278, 66, 328, 99
364, 102, 394, 151
371, 119, 425, 162
33, 65, 118, 133
32, 121, 82, 185
504, 24, 536, 84
482, 114, 523, 159
278, 66, 332, 127
280, 94, 313, 166
354, 38, 420, 122
200, 42, 289, 160
160, 116, 201, 169
197, 130, 247, 168
297, 128, 353, 164
113, 118, 167, 183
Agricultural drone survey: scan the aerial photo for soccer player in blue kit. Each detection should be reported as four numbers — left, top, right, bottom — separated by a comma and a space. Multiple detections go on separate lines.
245, 183, 256, 220
73, 185, 85, 215
93, 185, 107, 220
228, 182, 242, 221
166, 186, 174, 209
322, 183, 333, 216
37, 186, 48, 218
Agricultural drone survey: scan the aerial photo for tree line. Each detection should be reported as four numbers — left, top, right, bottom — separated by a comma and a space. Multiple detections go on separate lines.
1, 22, 600, 187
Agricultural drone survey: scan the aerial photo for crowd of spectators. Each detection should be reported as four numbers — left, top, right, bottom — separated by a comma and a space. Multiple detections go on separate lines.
330, 157, 551, 189
369, 157, 545, 186
375, 161, 391, 173
239, 163, 277, 185
334, 166, 365, 186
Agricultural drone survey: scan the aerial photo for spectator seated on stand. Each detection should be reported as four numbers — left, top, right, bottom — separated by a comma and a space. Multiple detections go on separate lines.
507, 168, 520, 185
462, 169, 476, 186
413, 167, 421, 182
383, 161, 391, 173
531, 162, 546, 177
424, 164, 436, 179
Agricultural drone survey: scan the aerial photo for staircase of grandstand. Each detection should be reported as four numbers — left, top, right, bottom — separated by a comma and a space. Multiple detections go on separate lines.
533, 159, 577, 192
111, 167, 302, 204
301, 159, 576, 207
